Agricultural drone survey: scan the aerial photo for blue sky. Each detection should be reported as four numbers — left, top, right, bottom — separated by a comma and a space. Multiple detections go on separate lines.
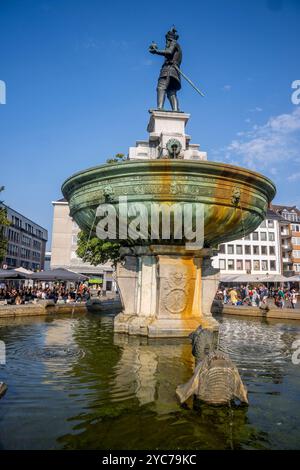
0, 0, 300, 247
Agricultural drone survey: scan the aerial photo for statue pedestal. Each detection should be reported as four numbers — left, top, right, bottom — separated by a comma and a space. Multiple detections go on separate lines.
129, 110, 207, 160
114, 246, 219, 337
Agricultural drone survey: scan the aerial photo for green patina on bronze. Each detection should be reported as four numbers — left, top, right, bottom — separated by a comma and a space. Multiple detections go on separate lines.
62, 160, 276, 247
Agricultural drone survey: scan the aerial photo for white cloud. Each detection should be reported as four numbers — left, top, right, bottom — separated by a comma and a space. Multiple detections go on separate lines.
270, 167, 278, 176
249, 107, 263, 113
287, 172, 300, 182
223, 85, 232, 92
222, 107, 300, 170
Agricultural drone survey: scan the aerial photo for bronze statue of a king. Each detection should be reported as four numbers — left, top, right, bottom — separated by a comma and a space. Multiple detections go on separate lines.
149, 27, 182, 112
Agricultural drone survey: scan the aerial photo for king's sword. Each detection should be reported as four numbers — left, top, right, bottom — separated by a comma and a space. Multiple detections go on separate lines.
174, 64, 205, 97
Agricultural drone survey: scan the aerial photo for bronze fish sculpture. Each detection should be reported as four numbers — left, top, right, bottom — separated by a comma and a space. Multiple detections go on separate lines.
176, 351, 248, 406
189, 325, 218, 365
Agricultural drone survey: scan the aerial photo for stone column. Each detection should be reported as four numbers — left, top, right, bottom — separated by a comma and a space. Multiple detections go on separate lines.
114, 245, 219, 337
114, 253, 138, 333
201, 252, 220, 321
102, 271, 107, 293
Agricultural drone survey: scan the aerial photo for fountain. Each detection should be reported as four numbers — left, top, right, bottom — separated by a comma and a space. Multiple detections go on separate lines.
62, 28, 276, 338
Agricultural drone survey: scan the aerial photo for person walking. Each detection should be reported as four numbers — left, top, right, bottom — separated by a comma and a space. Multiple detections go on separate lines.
290, 289, 298, 310
229, 288, 238, 306
277, 288, 285, 309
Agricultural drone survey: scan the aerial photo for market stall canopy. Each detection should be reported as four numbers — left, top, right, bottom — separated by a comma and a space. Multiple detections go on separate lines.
258, 274, 289, 283
0, 269, 30, 280
30, 268, 88, 282
220, 274, 263, 283
14, 267, 33, 275
220, 273, 290, 283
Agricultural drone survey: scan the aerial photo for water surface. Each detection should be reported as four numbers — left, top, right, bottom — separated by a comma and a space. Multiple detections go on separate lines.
0, 312, 300, 450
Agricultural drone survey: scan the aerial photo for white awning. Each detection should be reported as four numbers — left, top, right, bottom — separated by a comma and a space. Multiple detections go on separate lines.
285, 275, 300, 282
220, 273, 290, 283
258, 274, 289, 283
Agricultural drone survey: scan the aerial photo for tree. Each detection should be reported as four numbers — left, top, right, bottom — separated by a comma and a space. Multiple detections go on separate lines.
0, 187, 10, 265
76, 230, 122, 267
106, 153, 127, 164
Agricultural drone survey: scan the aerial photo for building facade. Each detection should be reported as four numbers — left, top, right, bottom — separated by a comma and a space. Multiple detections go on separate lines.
212, 209, 282, 276
1, 204, 48, 270
44, 251, 52, 271
51, 199, 116, 292
272, 205, 300, 275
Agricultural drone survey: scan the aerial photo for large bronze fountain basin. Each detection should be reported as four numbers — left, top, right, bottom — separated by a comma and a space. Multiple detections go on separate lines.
62, 160, 275, 247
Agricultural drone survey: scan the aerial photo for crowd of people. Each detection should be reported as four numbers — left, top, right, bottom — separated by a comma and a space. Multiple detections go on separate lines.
216, 285, 299, 309
0, 283, 92, 305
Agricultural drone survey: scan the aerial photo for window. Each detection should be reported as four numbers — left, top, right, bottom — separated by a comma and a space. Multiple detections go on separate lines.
245, 260, 251, 272
245, 245, 251, 255
227, 245, 234, 254
260, 220, 266, 228
285, 212, 300, 222
236, 245, 243, 255
268, 220, 274, 228
7, 244, 19, 257
33, 240, 41, 250
253, 260, 260, 271
219, 259, 226, 270
252, 232, 259, 241
22, 235, 31, 247
106, 281, 112, 291
228, 260, 235, 270
269, 246, 275, 256
261, 260, 268, 271
270, 260, 276, 271
294, 264, 300, 272
20, 248, 31, 259
261, 246, 267, 255
269, 232, 275, 241
253, 246, 260, 255
260, 232, 267, 241
219, 244, 225, 254
292, 237, 300, 245
244, 234, 251, 240
36, 229, 43, 239
293, 250, 300, 258
236, 260, 243, 270
292, 224, 300, 232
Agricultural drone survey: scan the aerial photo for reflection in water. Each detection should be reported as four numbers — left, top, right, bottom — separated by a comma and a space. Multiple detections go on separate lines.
0, 313, 300, 449
112, 334, 194, 412
112, 335, 158, 406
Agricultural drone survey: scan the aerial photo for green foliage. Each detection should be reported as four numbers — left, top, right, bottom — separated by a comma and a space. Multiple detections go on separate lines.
76, 230, 121, 267
0, 187, 10, 264
106, 153, 127, 164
